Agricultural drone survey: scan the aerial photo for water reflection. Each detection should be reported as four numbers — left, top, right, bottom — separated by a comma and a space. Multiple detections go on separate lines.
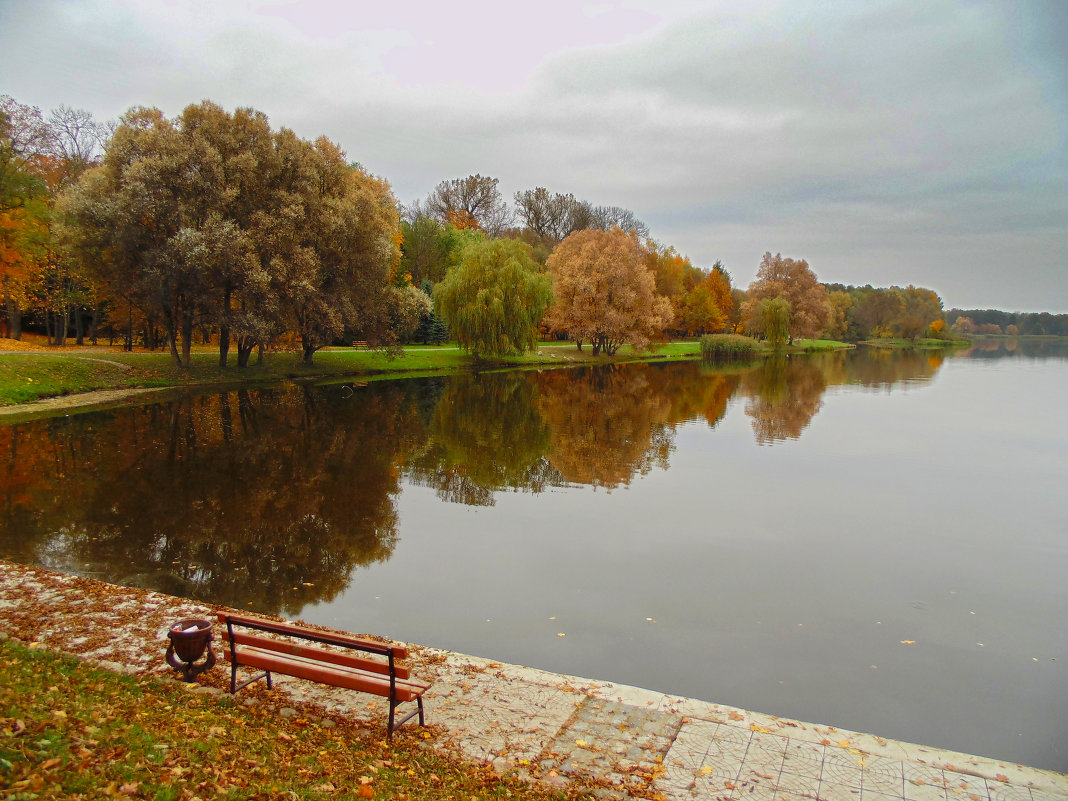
0, 347, 956, 605
0, 385, 426, 613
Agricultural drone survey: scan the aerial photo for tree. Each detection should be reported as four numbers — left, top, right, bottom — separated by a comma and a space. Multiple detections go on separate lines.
412, 280, 448, 344
545, 228, 672, 355
849, 287, 904, 339
759, 297, 791, 346
425, 174, 512, 236
433, 237, 552, 358
742, 252, 830, 344
821, 290, 853, 340
266, 134, 401, 364
894, 285, 943, 340
513, 187, 579, 244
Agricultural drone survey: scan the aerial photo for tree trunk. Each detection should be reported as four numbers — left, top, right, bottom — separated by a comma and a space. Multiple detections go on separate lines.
4, 295, 20, 340
125, 304, 133, 351
166, 311, 181, 365
75, 306, 85, 345
181, 312, 193, 368
88, 305, 99, 345
256, 344, 264, 365
301, 342, 316, 365
219, 285, 231, 367
44, 309, 53, 344
56, 307, 69, 346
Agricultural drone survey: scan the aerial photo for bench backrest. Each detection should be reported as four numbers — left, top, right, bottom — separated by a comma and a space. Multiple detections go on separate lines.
218, 613, 411, 679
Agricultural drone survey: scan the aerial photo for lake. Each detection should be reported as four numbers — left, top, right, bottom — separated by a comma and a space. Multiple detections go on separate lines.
1, 340, 1065, 771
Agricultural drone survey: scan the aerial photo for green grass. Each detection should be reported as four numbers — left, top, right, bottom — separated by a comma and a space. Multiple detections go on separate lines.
0, 341, 708, 408
792, 339, 854, 352
858, 337, 970, 349
0, 638, 593, 801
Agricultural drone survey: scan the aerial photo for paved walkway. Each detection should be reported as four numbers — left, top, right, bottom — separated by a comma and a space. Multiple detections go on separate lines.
1, 561, 1064, 801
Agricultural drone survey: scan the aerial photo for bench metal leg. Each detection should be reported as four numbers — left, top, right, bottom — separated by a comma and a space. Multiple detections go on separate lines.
387, 697, 425, 740
229, 663, 271, 694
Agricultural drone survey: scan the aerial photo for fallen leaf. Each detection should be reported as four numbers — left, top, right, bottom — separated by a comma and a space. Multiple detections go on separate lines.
837, 740, 851, 748
750, 724, 772, 734
995, 775, 1009, 783
358, 786, 374, 799
728, 711, 745, 721
901, 640, 916, 645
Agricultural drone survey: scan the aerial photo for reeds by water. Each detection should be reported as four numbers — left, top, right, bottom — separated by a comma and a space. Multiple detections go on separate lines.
699, 334, 762, 361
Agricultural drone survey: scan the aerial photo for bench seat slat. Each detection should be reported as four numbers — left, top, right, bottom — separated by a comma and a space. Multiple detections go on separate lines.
227, 631, 410, 680
225, 646, 428, 702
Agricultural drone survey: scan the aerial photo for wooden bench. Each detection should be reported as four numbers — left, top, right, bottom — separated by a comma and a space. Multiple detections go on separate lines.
352, 340, 367, 349
218, 613, 429, 738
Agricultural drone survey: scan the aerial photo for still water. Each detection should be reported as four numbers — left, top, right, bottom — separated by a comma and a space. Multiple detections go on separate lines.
1, 341, 1066, 770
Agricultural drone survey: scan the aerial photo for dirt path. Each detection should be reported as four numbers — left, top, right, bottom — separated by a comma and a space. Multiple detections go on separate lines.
0, 386, 169, 417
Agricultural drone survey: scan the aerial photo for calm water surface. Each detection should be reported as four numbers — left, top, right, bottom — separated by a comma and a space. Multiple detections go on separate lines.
2, 341, 1066, 770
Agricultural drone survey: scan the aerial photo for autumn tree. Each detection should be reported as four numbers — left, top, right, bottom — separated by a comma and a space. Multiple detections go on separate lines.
545, 228, 672, 355
266, 134, 401, 364
433, 237, 552, 358
894, 285, 944, 340
742, 252, 830, 344
60, 103, 400, 366
821, 290, 853, 340
425, 174, 512, 236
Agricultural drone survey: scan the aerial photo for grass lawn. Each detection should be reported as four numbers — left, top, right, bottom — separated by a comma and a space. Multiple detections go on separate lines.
858, 337, 969, 349
0, 638, 592, 801
792, 339, 855, 351
0, 339, 707, 408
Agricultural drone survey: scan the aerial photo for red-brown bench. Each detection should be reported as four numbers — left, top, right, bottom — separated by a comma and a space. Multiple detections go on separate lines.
218, 613, 429, 738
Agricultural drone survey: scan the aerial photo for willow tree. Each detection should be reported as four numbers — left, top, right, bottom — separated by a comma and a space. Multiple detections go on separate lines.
742, 252, 830, 344
433, 237, 552, 358
545, 227, 672, 355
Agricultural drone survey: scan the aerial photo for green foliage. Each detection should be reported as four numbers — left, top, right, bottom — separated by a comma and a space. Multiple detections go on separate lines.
434, 238, 553, 358
700, 334, 762, 362
760, 297, 791, 347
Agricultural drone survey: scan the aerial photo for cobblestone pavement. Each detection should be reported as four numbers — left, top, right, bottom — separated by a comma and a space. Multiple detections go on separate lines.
2, 561, 1065, 800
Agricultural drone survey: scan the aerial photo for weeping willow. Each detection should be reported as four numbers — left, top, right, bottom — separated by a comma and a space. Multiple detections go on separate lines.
433, 238, 553, 358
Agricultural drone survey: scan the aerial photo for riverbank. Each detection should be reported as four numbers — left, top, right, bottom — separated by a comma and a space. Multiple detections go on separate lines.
0, 341, 707, 409
0, 338, 856, 414
1, 561, 1064, 800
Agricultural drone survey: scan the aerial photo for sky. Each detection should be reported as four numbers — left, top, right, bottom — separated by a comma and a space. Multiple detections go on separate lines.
2, 0, 1066, 312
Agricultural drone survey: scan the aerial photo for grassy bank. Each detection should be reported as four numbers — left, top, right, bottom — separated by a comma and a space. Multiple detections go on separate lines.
0, 340, 709, 408
0, 336, 863, 410
858, 337, 970, 349
0, 638, 590, 801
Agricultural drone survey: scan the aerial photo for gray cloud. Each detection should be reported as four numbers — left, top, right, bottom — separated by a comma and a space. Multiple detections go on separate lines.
1, 0, 1064, 310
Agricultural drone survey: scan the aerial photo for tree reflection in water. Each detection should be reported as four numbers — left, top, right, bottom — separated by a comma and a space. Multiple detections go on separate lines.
0, 384, 427, 614
0, 348, 954, 610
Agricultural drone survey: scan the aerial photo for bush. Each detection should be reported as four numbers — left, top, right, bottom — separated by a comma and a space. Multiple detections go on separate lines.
700, 334, 762, 362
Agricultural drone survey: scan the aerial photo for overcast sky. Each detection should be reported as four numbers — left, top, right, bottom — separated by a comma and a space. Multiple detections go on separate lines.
2, 0, 1065, 312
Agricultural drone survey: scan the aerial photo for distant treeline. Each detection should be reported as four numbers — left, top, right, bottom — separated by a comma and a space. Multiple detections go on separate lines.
944, 309, 1068, 336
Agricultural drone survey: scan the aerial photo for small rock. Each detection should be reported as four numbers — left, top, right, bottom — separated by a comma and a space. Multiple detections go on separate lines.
321, 719, 336, 729
279, 707, 298, 719
243, 697, 258, 707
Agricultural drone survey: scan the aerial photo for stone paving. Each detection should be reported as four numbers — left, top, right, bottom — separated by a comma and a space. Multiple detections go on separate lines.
1, 560, 1065, 801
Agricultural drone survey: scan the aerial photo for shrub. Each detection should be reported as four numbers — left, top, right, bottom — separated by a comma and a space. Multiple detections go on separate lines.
700, 334, 762, 362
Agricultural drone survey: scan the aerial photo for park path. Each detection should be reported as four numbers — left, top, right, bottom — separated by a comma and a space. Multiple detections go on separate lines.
1, 560, 1064, 800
